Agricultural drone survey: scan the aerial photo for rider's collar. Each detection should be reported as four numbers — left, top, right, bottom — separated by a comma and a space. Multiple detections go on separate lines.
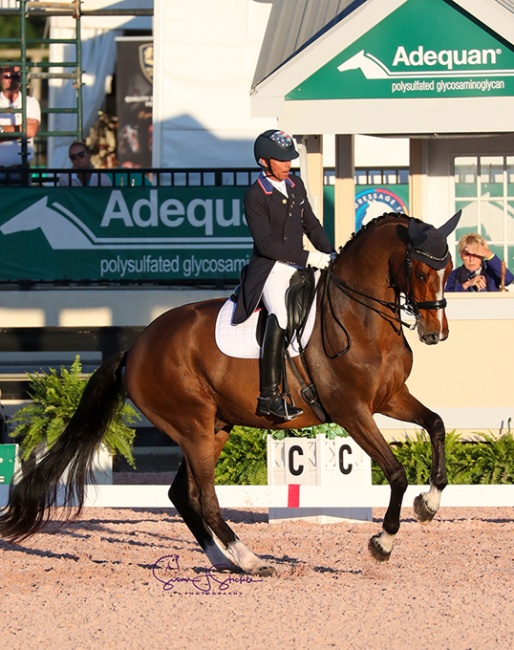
257, 172, 295, 195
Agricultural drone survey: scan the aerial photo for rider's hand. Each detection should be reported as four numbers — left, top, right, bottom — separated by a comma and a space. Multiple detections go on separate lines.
307, 251, 331, 270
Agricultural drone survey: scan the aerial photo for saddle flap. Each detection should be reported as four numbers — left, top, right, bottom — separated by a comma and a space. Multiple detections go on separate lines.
285, 267, 317, 344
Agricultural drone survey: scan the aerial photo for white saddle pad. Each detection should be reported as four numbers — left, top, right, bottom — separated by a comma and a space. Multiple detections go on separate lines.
215, 298, 317, 359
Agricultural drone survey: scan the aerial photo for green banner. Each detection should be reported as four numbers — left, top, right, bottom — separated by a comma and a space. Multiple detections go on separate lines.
0, 187, 252, 282
287, 0, 514, 100
0, 184, 409, 283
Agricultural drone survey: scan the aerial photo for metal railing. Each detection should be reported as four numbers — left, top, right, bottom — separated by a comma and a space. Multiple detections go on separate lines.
0, 166, 409, 188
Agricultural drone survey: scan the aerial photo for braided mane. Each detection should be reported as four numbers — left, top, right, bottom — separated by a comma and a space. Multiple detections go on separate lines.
337, 211, 414, 257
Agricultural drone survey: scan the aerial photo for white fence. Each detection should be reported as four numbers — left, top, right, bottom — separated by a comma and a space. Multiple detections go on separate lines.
2, 483, 514, 510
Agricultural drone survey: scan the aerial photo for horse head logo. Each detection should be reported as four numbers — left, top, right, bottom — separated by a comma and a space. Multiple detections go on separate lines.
337, 50, 390, 79
0, 197, 95, 249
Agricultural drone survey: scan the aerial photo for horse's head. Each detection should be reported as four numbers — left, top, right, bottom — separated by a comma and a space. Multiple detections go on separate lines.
399, 211, 461, 345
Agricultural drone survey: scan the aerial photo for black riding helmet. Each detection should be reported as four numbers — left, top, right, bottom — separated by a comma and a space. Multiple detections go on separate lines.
254, 130, 299, 168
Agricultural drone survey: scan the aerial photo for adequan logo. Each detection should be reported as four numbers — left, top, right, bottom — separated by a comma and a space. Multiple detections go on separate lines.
337, 47, 513, 80
139, 43, 154, 84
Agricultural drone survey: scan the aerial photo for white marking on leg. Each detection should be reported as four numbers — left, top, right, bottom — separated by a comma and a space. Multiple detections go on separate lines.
225, 539, 270, 573
423, 483, 442, 515
205, 526, 272, 574
376, 531, 395, 555
203, 537, 239, 571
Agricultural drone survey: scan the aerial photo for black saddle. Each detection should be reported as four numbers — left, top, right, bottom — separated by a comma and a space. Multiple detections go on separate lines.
230, 267, 316, 347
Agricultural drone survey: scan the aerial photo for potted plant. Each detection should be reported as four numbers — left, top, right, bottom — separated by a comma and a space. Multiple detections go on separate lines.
9, 355, 139, 483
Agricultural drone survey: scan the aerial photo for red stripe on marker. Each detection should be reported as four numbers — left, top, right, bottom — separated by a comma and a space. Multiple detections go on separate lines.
288, 484, 300, 508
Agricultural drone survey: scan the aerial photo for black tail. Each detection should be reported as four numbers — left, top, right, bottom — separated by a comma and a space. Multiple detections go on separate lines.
0, 352, 126, 542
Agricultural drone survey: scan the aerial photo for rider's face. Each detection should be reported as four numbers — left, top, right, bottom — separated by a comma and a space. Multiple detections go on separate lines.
265, 158, 291, 182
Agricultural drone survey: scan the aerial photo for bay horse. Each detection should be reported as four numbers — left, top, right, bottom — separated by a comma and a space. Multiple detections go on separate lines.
0, 211, 460, 576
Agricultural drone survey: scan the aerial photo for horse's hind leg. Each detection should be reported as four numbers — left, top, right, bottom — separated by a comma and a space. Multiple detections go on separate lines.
168, 426, 275, 577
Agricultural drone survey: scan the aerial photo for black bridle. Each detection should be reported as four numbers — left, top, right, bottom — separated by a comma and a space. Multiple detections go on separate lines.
320, 245, 448, 359
402, 246, 447, 316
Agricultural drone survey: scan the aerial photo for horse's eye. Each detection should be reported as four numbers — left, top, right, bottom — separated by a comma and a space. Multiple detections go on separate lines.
416, 272, 427, 282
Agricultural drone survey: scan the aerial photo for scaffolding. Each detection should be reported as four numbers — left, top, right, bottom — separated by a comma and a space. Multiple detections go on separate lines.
0, 0, 153, 167
0, 1, 83, 167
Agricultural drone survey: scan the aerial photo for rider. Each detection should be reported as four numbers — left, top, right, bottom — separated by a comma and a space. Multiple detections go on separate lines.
233, 129, 334, 420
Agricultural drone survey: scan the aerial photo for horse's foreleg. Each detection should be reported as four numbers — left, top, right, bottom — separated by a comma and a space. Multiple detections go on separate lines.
412, 408, 447, 523
344, 415, 408, 563
382, 390, 448, 524
171, 430, 275, 577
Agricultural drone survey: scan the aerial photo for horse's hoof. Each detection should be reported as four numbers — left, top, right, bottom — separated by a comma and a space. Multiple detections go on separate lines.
414, 494, 436, 524
368, 534, 391, 563
254, 564, 277, 577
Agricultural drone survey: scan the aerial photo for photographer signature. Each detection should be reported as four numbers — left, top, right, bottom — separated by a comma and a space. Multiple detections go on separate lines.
152, 554, 264, 594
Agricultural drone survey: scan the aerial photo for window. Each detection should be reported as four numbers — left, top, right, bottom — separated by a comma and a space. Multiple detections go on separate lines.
453, 155, 514, 263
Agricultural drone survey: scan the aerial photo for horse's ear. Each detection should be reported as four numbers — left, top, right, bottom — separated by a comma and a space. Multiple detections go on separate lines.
437, 210, 462, 238
407, 218, 427, 246
396, 224, 410, 244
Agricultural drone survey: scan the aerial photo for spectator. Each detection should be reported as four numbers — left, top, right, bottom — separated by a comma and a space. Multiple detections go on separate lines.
0, 64, 40, 184
58, 141, 112, 187
445, 232, 514, 292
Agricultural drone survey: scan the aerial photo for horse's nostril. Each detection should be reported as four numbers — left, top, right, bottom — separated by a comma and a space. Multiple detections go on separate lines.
423, 333, 440, 345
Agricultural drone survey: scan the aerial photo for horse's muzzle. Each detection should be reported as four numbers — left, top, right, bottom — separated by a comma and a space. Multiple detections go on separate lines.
419, 331, 441, 345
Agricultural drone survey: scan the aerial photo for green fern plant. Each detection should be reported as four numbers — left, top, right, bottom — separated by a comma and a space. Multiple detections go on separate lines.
372, 429, 514, 485
9, 355, 139, 468
215, 426, 268, 485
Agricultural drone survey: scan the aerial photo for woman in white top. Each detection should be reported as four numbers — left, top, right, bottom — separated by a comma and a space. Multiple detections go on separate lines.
58, 141, 112, 187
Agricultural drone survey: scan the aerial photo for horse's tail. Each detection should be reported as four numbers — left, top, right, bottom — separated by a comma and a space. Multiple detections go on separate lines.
0, 352, 127, 542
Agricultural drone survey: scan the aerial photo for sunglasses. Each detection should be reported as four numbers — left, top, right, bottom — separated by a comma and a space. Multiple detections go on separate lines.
69, 150, 89, 161
2, 73, 20, 80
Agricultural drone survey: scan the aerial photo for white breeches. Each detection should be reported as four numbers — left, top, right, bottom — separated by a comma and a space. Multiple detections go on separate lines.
262, 261, 300, 329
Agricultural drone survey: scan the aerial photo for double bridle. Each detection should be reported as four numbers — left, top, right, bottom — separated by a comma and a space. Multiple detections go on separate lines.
320, 245, 447, 358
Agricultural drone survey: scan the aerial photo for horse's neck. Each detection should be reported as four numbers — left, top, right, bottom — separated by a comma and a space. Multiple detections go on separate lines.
341, 229, 402, 301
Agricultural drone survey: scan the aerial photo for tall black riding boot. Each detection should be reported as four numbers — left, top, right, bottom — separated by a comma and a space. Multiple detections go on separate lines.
257, 314, 303, 421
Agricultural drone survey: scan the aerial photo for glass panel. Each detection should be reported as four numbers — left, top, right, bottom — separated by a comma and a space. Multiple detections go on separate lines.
507, 201, 514, 242
455, 199, 478, 241
480, 199, 505, 240
383, 169, 397, 184
324, 170, 335, 186
355, 170, 367, 185
203, 172, 216, 186
505, 246, 514, 272
454, 156, 477, 197
507, 157, 514, 196
487, 244, 504, 260
398, 169, 409, 184
369, 170, 382, 185
172, 172, 187, 186
188, 172, 202, 186
480, 156, 504, 197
